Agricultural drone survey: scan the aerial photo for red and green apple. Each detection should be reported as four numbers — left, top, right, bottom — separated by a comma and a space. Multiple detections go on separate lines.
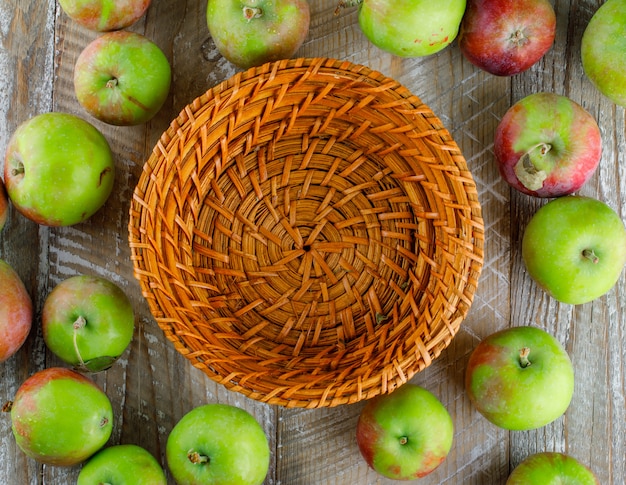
522, 196, 626, 305
465, 326, 574, 431
3, 112, 115, 226
58, 0, 152, 32
0, 258, 33, 362
507, 452, 599, 485
356, 383, 454, 480
7, 367, 113, 466
354, 0, 466, 57
206, 0, 310, 70
78, 444, 167, 485
581, 0, 626, 107
74, 31, 171, 126
42, 274, 135, 373
458, 0, 556, 76
166, 403, 270, 485
494, 92, 602, 198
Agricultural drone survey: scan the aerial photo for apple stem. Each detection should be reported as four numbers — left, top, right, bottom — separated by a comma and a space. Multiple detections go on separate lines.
519, 347, 531, 368
10, 163, 25, 177
188, 450, 210, 465
514, 143, 551, 191
582, 248, 600, 264
334, 0, 363, 15
73, 316, 87, 369
2, 401, 12, 413
243, 6, 263, 20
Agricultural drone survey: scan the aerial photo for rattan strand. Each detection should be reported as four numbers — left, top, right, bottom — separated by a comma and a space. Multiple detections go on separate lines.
128, 57, 484, 408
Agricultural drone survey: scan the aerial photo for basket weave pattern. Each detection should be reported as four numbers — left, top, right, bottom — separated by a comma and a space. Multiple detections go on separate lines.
128, 58, 484, 408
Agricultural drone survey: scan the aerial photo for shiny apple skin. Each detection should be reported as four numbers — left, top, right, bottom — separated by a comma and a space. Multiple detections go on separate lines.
58, 0, 152, 32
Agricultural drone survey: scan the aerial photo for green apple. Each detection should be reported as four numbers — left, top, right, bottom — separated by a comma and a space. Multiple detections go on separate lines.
3, 112, 115, 226
581, 0, 626, 107
0, 258, 33, 362
42, 274, 135, 373
166, 403, 270, 485
78, 444, 167, 485
356, 0, 466, 57
465, 326, 574, 431
206, 0, 310, 69
522, 195, 626, 305
355, 383, 454, 480
507, 452, 599, 484
74, 31, 171, 126
8, 367, 113, 466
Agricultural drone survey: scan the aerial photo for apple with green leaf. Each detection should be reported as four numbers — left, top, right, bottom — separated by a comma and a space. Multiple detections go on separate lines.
166, 403, 270, 485
74, 31, 171, 126
58, 0, 152, 32
356, 383, 454, 480
0, 258, 33, 362
522, 196, 626, 304
78, 444, 167, 485
494, 92, 602, 198
42, 274, 135, 373
3, 112, 115, 226
507, 452, 599, 485
465, 326, 574, 431
6, 367, 113, 466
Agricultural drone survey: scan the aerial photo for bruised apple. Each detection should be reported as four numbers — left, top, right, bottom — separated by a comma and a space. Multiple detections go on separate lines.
0, 259, 33, 362
494, 92, 602, 198
458, 0, 556, 76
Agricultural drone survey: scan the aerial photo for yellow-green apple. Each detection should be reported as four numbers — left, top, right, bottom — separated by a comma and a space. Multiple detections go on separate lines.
74, 31, 171, 126
78, 444, 167, 485
355, 383, 454, 480
42, 274, 135, 373
3, 112, 115, 226
0, 259, 33, 362
582, 0, 626, 107
494, 92, 602, 197
7, 367, 113, 466
506, 452, 600, 485
522, 196, 626, 305
58, 0, 151, 32
465, 326, 574, 430
206, 0, 310, 69
353, 0, 466, 57
166, 403, 270, 485
458, 0, 556, 76
0, 177, 8, 231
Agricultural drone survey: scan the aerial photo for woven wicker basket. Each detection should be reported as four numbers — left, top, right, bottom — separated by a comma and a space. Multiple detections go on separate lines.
128, 57, 484, 408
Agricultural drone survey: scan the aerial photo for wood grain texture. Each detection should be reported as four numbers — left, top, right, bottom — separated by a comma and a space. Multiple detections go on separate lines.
1, 0, 624, 484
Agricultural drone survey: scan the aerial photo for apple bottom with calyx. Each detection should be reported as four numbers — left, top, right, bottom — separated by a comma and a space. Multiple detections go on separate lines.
581, 0, 626, 108
356, 383, 454, 480
78, 444, 167, 485
74, 31, 171, 126
6, 367, 113, 466
506, 452, 599, 485
42, 274, 135, 373
166, 403, 270, 485
494, 92, 602, 198
0, 258, 33, 362
465, 326, 574, 431
522, 195, 626, 305
3, 112, 115, 226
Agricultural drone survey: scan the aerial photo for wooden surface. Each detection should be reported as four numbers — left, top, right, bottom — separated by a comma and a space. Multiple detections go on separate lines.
1, 0, 624, 483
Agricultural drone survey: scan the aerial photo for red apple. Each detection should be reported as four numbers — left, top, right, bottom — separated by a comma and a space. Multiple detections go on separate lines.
465, 326, 574, 431
0, 259, 33, 362
58, 0, 152, 32
42, 274, 135, 373
7, 367, 113, 466
507, 452, 600, 485
356, 383, 454, 480
494, 92, 602, 198
458, 0, 556, 77
74, 31, 171, 126
206, 0, 310, 69
0, 177, 8, 232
